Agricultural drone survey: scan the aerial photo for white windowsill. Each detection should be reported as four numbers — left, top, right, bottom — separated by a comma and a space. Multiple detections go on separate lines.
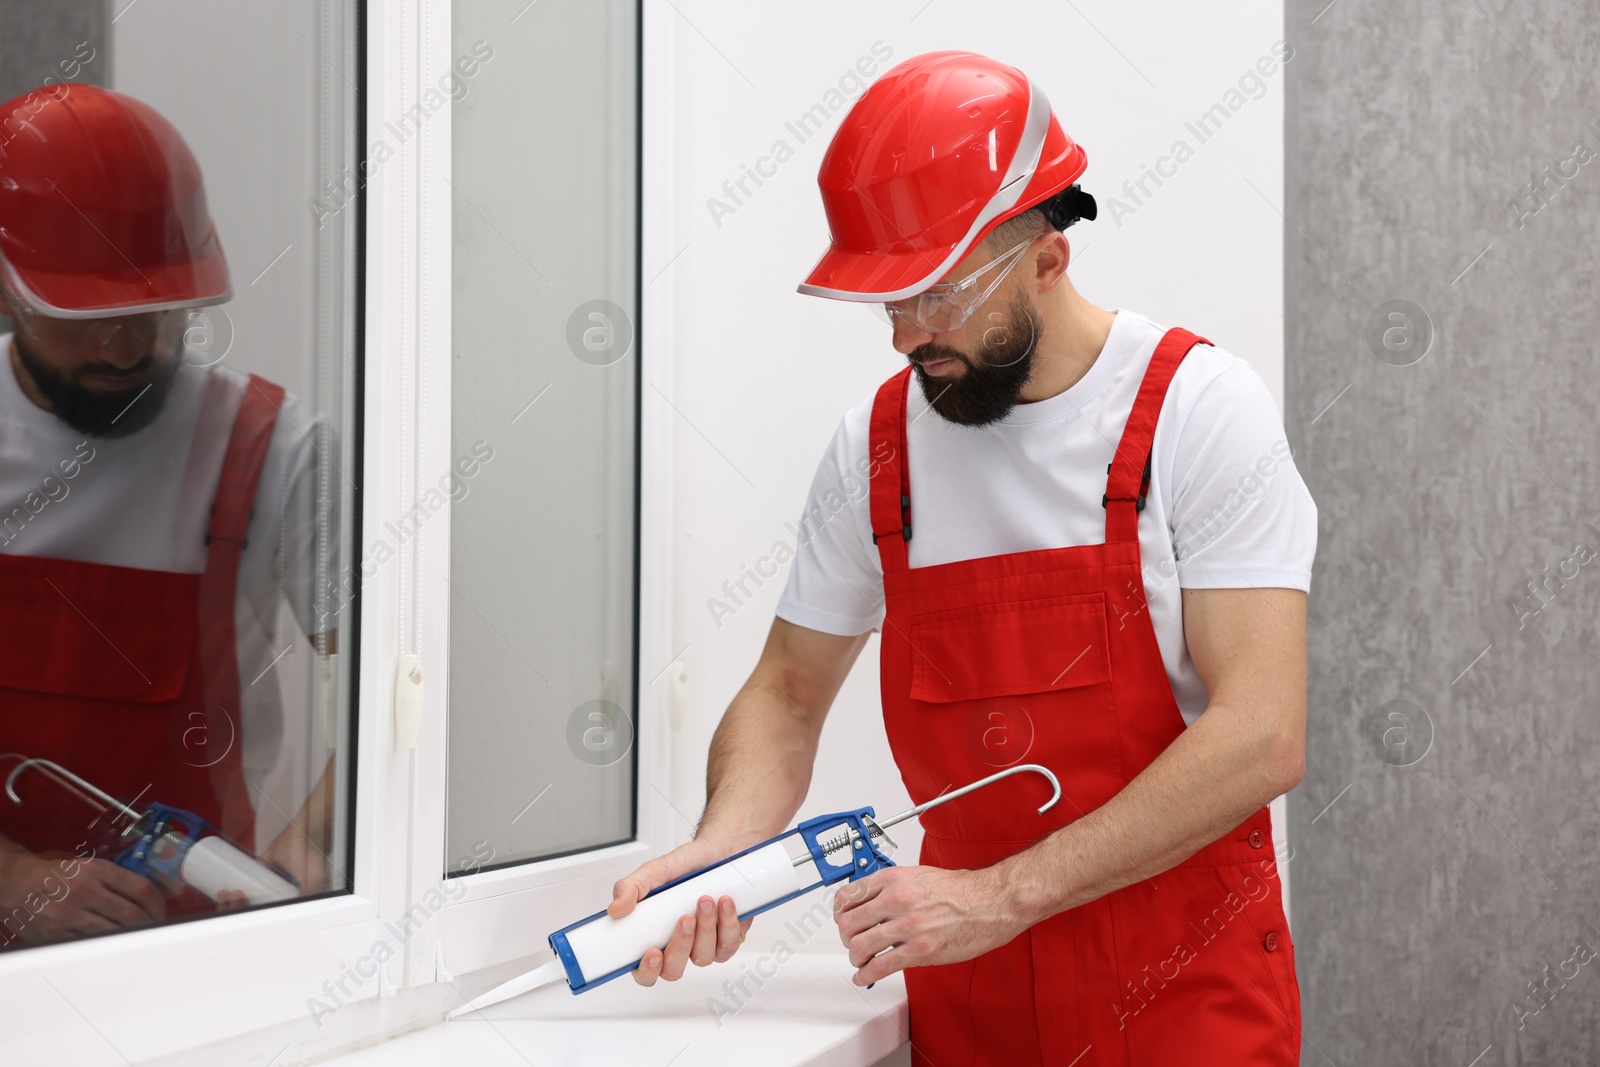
316, 953, 907, 1067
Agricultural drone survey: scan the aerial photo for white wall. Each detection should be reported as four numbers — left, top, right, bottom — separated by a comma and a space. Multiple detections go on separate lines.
652, 0, 1289, 946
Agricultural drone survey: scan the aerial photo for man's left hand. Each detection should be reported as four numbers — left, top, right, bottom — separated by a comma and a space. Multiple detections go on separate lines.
833, 864, 1027, 986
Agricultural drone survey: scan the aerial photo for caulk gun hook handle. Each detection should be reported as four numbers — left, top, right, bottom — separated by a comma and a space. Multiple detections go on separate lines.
4, 757, 135, 820
983, 763, 1061, 815
876, 763, 1062, 831
3, 757, 46, 804
1015, 763, 1063, 815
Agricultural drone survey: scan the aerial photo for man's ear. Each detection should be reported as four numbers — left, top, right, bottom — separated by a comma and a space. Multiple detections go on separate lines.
1033, 231, 1070, 294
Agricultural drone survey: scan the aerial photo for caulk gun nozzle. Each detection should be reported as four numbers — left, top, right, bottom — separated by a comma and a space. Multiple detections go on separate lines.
448, 958, 568, 1018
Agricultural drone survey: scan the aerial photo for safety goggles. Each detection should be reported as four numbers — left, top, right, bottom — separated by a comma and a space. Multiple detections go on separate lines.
870, 236, 1038, 334
2, 269, 190, 353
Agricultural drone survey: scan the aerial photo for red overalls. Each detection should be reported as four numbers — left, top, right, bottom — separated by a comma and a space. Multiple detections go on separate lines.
869, 329, 1301, 1066
0, 373, 284, 922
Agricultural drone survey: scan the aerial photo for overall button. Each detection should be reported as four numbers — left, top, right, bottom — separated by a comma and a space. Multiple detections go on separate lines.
1248, 828, 1264, 849
1263, 931, 1280, 952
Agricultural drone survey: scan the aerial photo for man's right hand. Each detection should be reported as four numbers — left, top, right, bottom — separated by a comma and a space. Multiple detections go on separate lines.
609, 834, 756, 986
0, 849, 166, 945
609, 620, 867, 987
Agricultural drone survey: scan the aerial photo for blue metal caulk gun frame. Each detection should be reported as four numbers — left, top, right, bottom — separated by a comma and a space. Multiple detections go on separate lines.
4, 756, 300, 902
543, 763, 1062, 996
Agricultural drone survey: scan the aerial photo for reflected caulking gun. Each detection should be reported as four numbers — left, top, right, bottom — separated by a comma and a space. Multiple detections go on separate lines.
3, 757, 300, 905
449, 764, 1061, 1018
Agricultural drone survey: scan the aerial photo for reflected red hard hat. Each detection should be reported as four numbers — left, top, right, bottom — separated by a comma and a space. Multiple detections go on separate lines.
0, 82, 230, 318
798, 51, 1087, 302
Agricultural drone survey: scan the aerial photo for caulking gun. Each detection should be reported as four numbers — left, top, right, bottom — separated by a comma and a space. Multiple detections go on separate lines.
3, 757, 300, 905
450, 763, 1060, 1017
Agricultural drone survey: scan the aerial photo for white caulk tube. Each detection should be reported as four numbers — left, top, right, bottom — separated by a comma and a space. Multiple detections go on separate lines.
0, 757, 301, 906
448, 821, 862, 1018
556, 839, 815, 988
178, 835, 299, 904
449, 766, 1063, 1019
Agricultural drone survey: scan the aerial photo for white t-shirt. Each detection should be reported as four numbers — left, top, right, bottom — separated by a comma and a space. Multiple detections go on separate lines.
0, 335, 333, 792
773, 308, 1317, 726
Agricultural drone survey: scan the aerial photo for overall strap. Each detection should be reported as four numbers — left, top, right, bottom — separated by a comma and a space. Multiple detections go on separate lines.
867, 367, 914, 575
1103, 328, 1210, 543
203, 373, 286, 559
198, 372, 285, 843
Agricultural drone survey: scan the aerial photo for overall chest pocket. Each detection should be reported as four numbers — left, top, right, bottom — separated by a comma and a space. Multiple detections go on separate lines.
0, 563, 198, 704
908, 591, 1111, 703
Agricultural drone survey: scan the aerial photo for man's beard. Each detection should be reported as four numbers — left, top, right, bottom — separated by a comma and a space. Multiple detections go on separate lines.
910, 297, 1042, 427
12, 334, 180, 437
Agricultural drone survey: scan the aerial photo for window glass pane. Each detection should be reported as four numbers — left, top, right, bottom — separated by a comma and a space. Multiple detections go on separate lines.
0, 0, 359, 948
448, 0, 639, 871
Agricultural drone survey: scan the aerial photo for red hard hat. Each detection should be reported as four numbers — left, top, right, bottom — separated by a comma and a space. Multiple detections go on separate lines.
799, 51, 1087, 302
0, 83, 230, 318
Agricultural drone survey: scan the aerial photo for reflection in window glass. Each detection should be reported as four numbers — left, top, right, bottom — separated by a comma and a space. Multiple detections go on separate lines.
0, 0, 359, 948
448, 0, 639, 871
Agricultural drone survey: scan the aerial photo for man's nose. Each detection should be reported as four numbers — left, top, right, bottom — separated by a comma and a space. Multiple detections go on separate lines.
890, 316, 934, 355
92, 318, 159, 365
92, 327, 147, 367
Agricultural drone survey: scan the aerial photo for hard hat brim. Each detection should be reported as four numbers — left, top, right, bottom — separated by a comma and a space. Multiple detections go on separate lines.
797, 240, 963, 304
2, 241, 231, 319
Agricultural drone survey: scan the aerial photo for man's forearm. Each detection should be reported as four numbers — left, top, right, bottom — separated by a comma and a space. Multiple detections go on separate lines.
994, 699, 1303, 926
696, 681, 824, 847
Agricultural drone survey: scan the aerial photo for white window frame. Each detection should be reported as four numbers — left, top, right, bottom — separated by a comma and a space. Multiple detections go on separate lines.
0, 1, 673, 1060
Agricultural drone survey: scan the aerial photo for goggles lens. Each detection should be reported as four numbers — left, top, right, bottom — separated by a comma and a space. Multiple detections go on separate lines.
868, 237, 1037, 333
4, 275, 188, 356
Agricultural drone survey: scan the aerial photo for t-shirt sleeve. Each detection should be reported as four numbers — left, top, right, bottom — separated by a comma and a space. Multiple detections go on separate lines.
773, 412, 886, 636
1166, 359, 1317, 591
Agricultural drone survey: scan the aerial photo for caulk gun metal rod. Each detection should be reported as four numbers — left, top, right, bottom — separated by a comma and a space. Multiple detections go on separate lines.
4, 757, 142, 825
788, 765, 1061, 869
874, 764, 1062, 832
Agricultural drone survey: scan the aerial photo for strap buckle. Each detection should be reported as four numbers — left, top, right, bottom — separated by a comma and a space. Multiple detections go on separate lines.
872, 493, 913, 544
1102, 456, 1151, 513
204, 505, 255, 550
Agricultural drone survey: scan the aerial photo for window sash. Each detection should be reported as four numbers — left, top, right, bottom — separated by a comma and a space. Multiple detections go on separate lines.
0, 2, 672, 1059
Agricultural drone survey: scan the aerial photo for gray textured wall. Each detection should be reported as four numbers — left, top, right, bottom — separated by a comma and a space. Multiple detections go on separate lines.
1286, 1, 1600, 1064
0, 0, 106, 102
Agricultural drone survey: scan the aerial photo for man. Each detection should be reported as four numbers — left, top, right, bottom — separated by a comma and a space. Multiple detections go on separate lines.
610, 52, 1315, 1064
0, 83, 336, 946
